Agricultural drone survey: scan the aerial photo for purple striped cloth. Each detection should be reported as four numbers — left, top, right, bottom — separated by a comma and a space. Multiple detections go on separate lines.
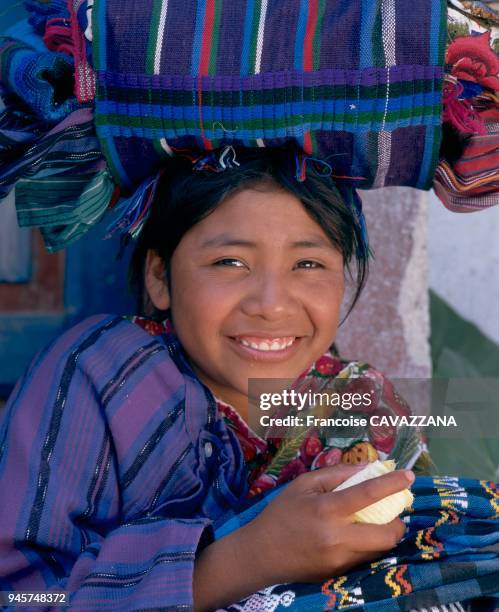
0, 314, 248, 610
93, 0, 447, 191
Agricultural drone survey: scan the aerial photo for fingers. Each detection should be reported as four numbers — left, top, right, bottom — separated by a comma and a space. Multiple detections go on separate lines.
345, 518, 407, 552
329, 469, 414, 516
302, 463, 369, 493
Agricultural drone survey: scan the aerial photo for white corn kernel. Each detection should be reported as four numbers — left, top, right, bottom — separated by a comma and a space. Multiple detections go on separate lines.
333, 460, 414, 524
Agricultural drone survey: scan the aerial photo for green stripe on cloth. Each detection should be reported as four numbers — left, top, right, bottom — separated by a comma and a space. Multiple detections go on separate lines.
427, 124, 444, 189
15, 170, 114, 251
248, 0, 262, 76
98, 134, 130, 189
366, 131, 379, 182
146, 0, 165, 74
313, 0, 327, 71
97, 79, 439, 105
92, 0, 104, 71
209, 0, 223, 76
208, 0, 223, 149
437, 0, 447, 66
371, 3, 385, 69
95, 104, 442, 131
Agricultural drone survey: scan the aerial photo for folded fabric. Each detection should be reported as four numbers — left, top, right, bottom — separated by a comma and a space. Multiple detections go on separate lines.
433, 2, 499, 212
17, 168, 113, 252
0, 36, 78, 123
474, 90, 499, 120
433, 129, 499, 211
446, 31, 499, 92
0, 106, 113, 251
0, 106, 101, 194
92, 0, 447, 192
24, 0, 70, 35
41, 1, 96, 104
214, 476, 499, 611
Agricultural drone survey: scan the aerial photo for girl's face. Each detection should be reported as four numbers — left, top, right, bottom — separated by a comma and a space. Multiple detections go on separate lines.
146, 185, 345, 414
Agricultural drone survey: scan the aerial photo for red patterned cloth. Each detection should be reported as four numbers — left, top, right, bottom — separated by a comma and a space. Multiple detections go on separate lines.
435, 9, 499, 211
434, 126, 499, 211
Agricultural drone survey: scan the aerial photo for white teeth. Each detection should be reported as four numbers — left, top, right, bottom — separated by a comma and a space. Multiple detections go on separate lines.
238, 338, 296, 351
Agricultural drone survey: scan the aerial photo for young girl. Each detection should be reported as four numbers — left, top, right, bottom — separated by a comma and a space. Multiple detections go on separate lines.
0, 148, 429, 611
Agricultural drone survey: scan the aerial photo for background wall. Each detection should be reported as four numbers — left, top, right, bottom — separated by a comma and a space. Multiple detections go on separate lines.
337, 188, 431, 380
429, 191, 499, 349
338, 188, 499, 480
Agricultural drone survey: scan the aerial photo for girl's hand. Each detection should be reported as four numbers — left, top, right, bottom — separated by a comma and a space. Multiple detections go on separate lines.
244, 463, 414, 585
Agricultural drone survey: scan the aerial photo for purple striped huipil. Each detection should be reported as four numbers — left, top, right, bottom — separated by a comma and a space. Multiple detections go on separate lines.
0, 314, 249, 610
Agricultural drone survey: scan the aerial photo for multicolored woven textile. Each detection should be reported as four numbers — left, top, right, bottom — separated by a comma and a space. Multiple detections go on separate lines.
433, 128, 499, 211
0, 0, 448, 251
434, 1, 499, 211
0, 105, 113, 251
215, 476, 499, 611
0, 36, 78, 123
93, 0, 447, 191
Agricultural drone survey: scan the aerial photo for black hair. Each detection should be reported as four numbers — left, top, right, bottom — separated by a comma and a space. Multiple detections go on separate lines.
128, 146, 368, 319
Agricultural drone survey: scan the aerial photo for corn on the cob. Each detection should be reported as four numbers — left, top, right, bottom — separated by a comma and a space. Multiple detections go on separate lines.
333, 460, 414, 524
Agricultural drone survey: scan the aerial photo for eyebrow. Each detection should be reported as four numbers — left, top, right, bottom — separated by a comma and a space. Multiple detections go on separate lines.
200, 234, 335, 249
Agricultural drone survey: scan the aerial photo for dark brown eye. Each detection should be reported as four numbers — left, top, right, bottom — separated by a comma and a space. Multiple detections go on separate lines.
213, 258, 245, 267
295, 260, 323, 269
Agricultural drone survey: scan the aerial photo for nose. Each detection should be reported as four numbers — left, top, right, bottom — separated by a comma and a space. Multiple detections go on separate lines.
239, 270, 299, 321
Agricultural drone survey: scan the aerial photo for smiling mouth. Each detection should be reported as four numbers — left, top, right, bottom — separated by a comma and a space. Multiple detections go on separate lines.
233, 336, 297, 352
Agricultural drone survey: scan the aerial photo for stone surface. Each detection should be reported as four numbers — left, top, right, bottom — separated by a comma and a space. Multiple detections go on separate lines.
336, 187, 432, 381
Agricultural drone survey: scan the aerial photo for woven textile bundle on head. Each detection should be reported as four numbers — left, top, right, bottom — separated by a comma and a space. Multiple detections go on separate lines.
1, 0, 470, 252
93, 0, 447, 192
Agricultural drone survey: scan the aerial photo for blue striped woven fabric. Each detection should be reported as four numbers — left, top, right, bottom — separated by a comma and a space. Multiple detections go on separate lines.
0, 314, 248, 610
0, 36, 78, 123
215, 476, 499, 611
93, 0, 447, 191
0, 105, 113, 252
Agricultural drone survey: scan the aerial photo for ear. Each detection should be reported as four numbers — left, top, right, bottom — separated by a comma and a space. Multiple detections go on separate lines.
144, 250, 170, 311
